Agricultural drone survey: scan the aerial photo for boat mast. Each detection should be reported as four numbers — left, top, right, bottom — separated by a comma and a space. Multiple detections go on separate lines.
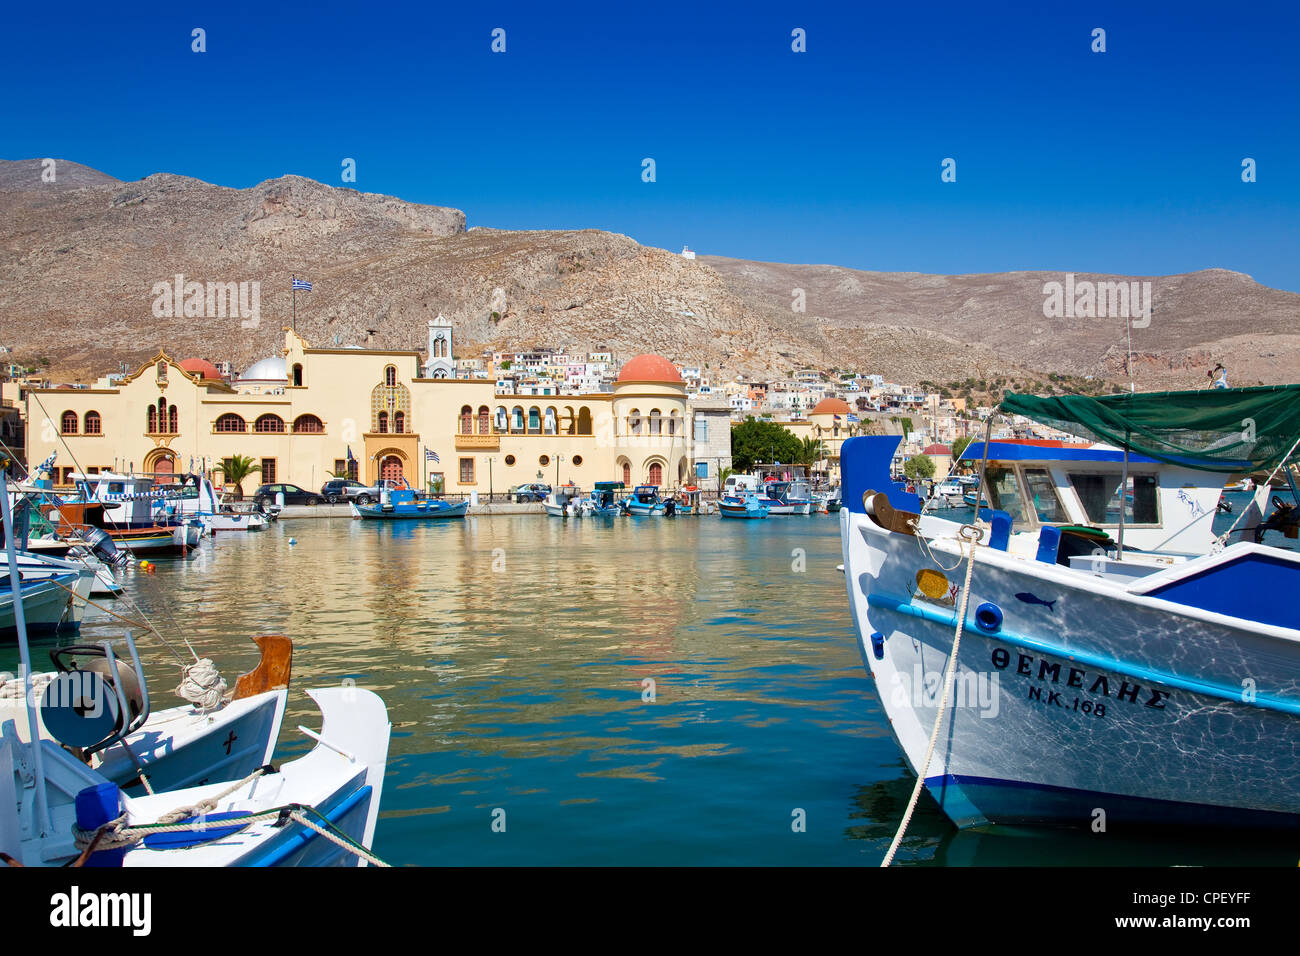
0, 469, 52, 837
1116, 436, 1129, 561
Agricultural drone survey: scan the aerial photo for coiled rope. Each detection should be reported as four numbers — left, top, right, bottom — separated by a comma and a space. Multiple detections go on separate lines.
174, 658, 227, 711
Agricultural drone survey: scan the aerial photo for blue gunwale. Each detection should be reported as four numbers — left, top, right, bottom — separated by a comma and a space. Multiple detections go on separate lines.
866, 592, 1300, 717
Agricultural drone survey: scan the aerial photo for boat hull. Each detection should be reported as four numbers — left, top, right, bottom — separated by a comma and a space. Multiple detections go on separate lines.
356, 500, 468, 519
842, 504, 1300, 830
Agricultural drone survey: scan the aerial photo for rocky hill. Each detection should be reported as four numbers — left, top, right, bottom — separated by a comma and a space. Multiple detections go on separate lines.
1, 158, 1296, 390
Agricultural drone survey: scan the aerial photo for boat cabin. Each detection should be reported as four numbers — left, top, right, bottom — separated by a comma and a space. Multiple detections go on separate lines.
962, 440, 1225, 556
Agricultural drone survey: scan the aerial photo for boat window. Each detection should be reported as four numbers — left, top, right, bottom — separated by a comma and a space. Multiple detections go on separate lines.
1022, 468, 1068, 523
1068, 472, 1160, 525
107, 482, 125, 495
983, 466, 1027, 524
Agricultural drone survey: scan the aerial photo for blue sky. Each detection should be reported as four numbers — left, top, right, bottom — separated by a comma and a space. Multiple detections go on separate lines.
3, 1, 1298, 289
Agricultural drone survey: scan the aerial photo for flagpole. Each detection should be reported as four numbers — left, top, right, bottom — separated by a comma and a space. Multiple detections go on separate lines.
292, 274, 296, 331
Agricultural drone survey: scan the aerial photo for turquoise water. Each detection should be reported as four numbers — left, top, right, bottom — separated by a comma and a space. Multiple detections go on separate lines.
6, 495, 1299, 865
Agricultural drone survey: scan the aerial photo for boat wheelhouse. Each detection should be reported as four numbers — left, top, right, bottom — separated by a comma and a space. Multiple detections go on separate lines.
355, 487, 468, 520
623, 485, 669, 516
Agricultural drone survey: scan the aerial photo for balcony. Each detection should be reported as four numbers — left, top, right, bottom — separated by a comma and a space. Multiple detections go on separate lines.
455, 433, 500, 450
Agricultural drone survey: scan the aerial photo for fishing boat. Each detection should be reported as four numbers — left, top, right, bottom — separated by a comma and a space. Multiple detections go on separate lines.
1, 573, 80, 639
676, 486, 707, 515
1, 634, 292, 795
46, 473, 202, 556
932, 475, 977, 508
544, 484, 586, 518
355, 486, 468, 519
841, 385, 1300, 832
763, 479, 813, 515
585, 481, 625, 517
157, 473, 268, 533
622, 485, 670, 516
718, 493, 769, 519
1, 469, 392, 867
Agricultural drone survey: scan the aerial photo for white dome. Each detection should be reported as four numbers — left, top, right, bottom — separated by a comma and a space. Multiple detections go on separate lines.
237, 356, 288, 381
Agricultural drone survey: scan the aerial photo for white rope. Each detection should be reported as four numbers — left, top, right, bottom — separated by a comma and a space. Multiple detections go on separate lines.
174, 659, 227, 711
881, 526, 980, 867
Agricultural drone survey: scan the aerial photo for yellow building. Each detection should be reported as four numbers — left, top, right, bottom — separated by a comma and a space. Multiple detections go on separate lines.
774, 397, 865, 484
25, 323, 696, 497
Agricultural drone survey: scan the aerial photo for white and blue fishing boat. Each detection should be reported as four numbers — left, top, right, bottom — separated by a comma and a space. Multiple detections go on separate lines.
586, 481, 625, 517
544, 484, 586, 518
718, 493, 769, 519
841, 385, 1300, 831
1, 468, 392, 867
763, 479, 813, 515
622, 485, 670, 516
355, 486, 468, 520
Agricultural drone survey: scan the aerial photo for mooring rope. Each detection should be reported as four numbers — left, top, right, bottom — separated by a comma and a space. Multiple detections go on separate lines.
881, 524, 980, 867
70, 763, 391, 867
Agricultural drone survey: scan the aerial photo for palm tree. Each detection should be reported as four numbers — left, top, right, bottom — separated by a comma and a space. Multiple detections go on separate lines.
798, 436, 824, 470
216, 455, 261, 500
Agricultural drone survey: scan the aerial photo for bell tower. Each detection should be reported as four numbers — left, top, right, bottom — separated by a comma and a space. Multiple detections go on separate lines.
425, 314, 454, 379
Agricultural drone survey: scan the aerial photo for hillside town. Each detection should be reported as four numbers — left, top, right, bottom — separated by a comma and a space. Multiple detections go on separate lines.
1, 317, 1076, 492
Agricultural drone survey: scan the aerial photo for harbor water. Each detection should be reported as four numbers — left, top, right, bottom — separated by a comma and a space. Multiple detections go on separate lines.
6, 492, 1297, 865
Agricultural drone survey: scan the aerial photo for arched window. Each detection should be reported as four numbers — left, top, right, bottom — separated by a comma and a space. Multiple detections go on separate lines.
478, 406, 490, 434
84, 411, 101, 435
461, 405, 474, 435
377, 411, 389, 434
60, 410, 78, 435
292, 364, 303, 387
155, 361, 167, 383
168, 405, 178, 433
394, 411, 405, 433
577, 408, 593, 435
215, 413, 246, 433
495, 407, 508, 432
622, 462, 631, 486
384, 366, 397, 387
528, 407, 541, 434
648, 462, 663, 486
543, 407, 557, 434
293, 414, 324, 433
650, 409, 662, 436
511, 407, 524, 433
254, 414, 285, 433
147, 406, 158, 433
628, 409, 641, 435
564, 407, 577, 435
668, 411, 677, 436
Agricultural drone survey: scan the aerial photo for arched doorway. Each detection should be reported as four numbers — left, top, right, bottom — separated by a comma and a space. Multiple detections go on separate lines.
146, 449, 176, 481
621, 461, 631, 486
380, 455, 404, 484
647, 462, 663, 486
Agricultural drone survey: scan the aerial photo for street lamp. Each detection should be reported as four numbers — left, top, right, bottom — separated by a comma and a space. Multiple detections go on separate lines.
554, 454, 565, 487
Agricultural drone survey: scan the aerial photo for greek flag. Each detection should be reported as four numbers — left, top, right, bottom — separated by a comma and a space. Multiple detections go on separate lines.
346, 445, 356, 463
426, 449, 440, 463
847, 413, 860, 423
35, 453, 57, 476
292, 278, 313, 291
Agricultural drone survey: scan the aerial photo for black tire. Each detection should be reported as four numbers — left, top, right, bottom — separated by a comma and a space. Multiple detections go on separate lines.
306, 497, 319, 506
327, 494, 338, 504
356, 494, 372, 506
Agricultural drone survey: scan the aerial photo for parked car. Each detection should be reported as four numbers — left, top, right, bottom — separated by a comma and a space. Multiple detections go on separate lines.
320, 479, 371, 504
253, 483, 322, 507
510, 482, 551, 503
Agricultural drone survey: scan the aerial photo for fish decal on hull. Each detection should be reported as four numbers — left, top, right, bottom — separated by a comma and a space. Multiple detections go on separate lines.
1015, 592, 1057, 612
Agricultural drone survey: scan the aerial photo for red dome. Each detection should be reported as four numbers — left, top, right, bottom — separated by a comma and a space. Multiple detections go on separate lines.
179, 358, 222, 380
811, 397, 852, 416
616, 354, 683, 385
